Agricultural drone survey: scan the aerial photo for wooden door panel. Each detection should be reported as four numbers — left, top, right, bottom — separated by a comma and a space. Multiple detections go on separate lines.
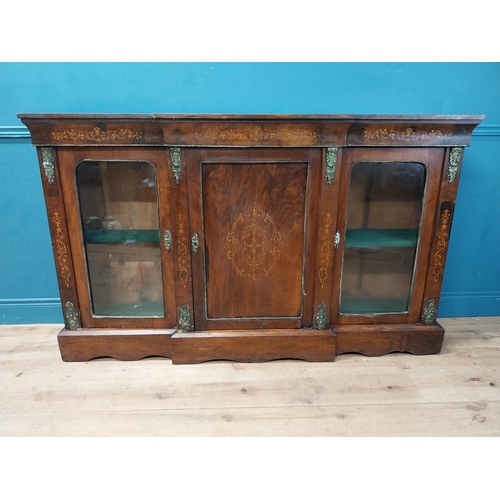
187, 148, 321, 330
203, 162, 307, 318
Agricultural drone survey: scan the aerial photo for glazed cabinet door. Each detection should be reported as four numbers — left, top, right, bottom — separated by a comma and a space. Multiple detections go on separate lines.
57, 147, 177, 329
331, 147, 445, 325
185, 148, 322, 330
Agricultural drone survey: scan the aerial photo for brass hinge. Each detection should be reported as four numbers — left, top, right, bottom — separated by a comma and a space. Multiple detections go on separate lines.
334, 230, 340, 249
170, 147, 182, 185
163, 229, 172, 251
191, 233, 199, 254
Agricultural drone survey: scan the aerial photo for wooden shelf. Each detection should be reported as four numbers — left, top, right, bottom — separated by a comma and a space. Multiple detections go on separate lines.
344, 228, 419, 249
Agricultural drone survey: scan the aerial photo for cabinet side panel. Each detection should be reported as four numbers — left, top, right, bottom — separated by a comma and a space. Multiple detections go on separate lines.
36, 147, 81, 329
421, 147, 464, 324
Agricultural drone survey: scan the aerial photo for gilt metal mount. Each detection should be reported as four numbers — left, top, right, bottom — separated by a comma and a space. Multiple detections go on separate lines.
422, 299, 436, 325
326, 147, 338, 185
314, 302, 328, 330
448, 147, 462, 184
334, 230, 340, 249
179, 303, 191, 332
191, 233, 199, 254
164, 229, 172, 251
41, 147, 56, 184
65, 301, 80, 330
170, 147, 182, 185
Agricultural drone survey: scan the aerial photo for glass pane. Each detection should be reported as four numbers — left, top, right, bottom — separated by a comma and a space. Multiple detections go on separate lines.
340, 162, 425, 314
76, 160, 164, 317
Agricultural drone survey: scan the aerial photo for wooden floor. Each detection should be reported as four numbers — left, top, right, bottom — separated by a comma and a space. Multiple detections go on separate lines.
1, 317, 499, 436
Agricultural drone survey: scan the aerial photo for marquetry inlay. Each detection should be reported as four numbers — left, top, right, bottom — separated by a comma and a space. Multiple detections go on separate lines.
364, 127, 451, 142
53, 211, 72, 288
433, 207, 452, 283
52, 127, 142, 142
225, 203, 282, 286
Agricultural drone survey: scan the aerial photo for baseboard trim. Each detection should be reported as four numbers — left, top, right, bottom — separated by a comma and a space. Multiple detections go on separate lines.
438, 292, 500, 317
0, 298, 63, 324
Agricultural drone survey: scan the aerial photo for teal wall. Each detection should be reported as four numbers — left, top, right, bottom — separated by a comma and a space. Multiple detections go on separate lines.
1, 63, 499, 323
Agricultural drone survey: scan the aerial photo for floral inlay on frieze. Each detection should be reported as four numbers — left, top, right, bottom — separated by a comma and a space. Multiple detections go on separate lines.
364, 127, 452, 142
52, 127, 142, 142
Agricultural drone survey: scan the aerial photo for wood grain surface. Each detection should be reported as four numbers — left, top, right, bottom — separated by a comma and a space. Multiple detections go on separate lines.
1, 317, 498, 436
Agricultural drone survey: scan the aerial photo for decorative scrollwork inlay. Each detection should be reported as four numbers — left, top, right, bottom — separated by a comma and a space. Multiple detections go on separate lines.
448, 147, 462, 183
195, 126, 318, 143
52, 127, 142, 142
176, 214, 189, 288
179, 303, 190, 332
65, 301, 80, 330
422, 299, 436, 325
53, 211, 71, 288
319, 213, 333, 288
41, 147, 55, 184
225, 203, 282, 286
433, 208, 452, 283
170, 148, 182, 185
364, 127, 451, 143
314, 302, 328, 330
326, 147, 338, 185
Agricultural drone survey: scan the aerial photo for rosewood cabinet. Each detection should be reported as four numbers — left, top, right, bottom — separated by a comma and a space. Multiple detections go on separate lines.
18, 114, 484, 363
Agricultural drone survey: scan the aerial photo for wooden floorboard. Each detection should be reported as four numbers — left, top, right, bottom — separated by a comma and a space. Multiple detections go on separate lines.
1, 318, 499, 436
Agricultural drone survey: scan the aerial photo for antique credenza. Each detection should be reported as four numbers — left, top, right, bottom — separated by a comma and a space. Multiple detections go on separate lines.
18, 114, 485, 363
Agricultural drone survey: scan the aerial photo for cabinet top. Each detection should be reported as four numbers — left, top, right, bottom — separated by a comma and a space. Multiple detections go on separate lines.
18, 113, 486, 147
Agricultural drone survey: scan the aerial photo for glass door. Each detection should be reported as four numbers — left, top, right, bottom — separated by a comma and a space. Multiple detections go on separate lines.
332, 148, 443, 324
58, 148, 176, 328
76, 160, 164, 317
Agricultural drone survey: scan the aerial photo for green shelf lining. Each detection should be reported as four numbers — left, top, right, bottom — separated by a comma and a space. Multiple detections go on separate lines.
84, 229, 160, 244
340, 297, 410, 314
344, 228, 419, 249
92, 301, 165, 317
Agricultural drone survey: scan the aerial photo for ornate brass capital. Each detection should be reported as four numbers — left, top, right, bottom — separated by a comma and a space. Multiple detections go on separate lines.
41, 147, 55, 184
170, 147, 182, 185
448, 147, 462, 184
326, 147, 338, 185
